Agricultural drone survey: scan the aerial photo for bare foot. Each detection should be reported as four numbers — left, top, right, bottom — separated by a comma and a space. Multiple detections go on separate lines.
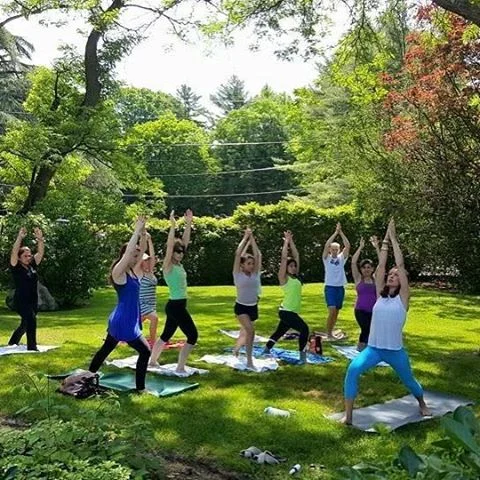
420, 405, 432, 416
246, 362, 255, 371
149, 361, 160, 367
341, 416, 352, 426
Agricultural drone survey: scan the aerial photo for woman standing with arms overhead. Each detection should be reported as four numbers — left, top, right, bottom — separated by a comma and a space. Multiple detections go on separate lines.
343, 219, 430, 425
322, 222, 350, 340
150, 209, 196, 374
89, 216, 151, 392
9, 226, 45, 351
232, 228, 262, 370
264, 231, 309, 364
351, 236, 380, 351
138, 232, 159, 347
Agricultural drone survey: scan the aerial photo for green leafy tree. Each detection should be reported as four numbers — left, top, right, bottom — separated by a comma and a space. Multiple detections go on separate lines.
212, 89, 298, 213
210, 75, 249, 115
175, 83, 209, 125
114, 86, 183, 131
122, 112, 220, 214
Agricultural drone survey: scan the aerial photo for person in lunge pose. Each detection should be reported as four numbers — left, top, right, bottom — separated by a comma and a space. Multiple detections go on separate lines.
89, 216, 151, 392
138, 232, 159, 347
264, 231, 309, 363
351, 236, 380, 351
322, 222, 350, 339
149, 209, 196, 374
232, 228, 262, 370
343, 219, 430, 425
9, 227, 45, 351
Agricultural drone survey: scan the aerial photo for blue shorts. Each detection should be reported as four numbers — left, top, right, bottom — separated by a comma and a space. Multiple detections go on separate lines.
325, 285, 345, 309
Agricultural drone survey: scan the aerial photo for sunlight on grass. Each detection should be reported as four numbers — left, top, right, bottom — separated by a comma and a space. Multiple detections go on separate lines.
0, 285, 479, 479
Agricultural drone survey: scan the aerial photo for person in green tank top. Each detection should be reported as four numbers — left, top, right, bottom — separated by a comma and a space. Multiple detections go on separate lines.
150, 209, 198, 374
263, 231, 310, 364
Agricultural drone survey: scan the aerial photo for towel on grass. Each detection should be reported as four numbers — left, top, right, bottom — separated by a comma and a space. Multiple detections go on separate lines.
0, 345, 59, 356
198, 354, 278, 372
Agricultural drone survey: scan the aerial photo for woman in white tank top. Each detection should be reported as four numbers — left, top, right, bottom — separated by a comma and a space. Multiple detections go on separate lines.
342, 219, 431, 425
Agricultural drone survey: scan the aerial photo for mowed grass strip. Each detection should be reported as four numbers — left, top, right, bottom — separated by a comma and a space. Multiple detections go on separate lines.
0, 284, 479, 479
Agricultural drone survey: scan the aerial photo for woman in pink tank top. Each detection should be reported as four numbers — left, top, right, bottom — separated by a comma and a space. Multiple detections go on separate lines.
351, 236, 380, 351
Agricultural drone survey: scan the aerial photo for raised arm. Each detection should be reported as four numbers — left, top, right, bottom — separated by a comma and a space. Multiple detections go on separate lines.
389, 219, 409, 307
112, 216, 146, 284
369, 235, 381, 261
33, 228, 45, 265
10, 227, 27, 267
233, 228, 251, 274
375, 228, 390, 297
323, 223, 340, 259
133, 228, 148, 276
289, 233, 300, 272
249, 233, 262, 274
163, 210, 177, 274
182, 209, 193, 252
351, 237, 364, 285
338, 224, 351, 259
278, 231, 291, 285
146, 233, 156, 271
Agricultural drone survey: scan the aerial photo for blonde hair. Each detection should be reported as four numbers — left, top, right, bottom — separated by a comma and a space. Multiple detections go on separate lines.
330, 242, 340, 249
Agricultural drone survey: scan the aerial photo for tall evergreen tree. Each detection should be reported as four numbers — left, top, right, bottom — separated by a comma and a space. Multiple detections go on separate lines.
210, 75, 249, 115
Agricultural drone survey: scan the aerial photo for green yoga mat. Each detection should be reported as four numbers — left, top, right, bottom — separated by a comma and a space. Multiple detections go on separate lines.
47, 370, 199, 397
99, 371, 199, 397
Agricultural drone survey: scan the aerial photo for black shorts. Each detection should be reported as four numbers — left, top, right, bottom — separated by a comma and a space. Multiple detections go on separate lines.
234, 302, 258, 321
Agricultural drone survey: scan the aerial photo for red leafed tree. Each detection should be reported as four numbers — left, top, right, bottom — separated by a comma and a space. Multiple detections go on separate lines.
381, 6, 480, 290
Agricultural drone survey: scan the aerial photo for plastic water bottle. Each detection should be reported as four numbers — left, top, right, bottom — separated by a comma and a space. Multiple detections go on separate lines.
289, 464, 301, 475
264, 406, 290, 417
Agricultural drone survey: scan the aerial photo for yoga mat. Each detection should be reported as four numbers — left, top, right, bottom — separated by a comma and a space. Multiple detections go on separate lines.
328, 391, 474, 432
198, 354, 278, 372
106, 355, 209, 377
99, 371, 199, 397
331, 345, 389, 367
0, 345, 59, 356
225, 346, 334, 365
219, 329, 270, 343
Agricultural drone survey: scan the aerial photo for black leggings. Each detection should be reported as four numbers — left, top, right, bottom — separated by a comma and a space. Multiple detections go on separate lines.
354, 309, 372, 344
160, 299, 198, 345
89, 334, 150, 390
266, 310, 309, 351
9, 305, 37, 350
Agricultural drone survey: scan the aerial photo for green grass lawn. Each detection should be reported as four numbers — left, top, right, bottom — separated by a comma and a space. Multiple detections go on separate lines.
0, 284, 479, 479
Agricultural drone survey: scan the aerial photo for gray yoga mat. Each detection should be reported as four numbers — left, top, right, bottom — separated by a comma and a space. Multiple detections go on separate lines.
328, 391, 474, 432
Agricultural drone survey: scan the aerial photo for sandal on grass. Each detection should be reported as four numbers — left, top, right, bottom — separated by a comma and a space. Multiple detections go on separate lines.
240, 446, 262, 459
253, 451, 286, 465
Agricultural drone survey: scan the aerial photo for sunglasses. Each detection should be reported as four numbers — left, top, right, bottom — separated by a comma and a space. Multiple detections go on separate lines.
174, 248, 185, 254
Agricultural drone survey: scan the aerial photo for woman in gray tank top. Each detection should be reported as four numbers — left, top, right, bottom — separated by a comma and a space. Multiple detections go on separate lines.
232, 228, 262, 370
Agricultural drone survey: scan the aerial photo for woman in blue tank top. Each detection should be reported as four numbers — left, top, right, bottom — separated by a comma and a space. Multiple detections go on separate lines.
89, 216, 151, 392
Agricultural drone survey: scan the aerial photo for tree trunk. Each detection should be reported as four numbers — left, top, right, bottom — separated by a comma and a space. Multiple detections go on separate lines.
433, 0, 480, 26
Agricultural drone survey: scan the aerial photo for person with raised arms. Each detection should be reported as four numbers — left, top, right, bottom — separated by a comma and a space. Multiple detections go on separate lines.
9, 226, 45, 351
343, 219, 430, 425
88, 216, 151, 392
263, 231, 309, 364
232, 228, 262, 370
149, 209, 196, 374
351, 236, 380, 351
322, 222, 350, 340
137, 232, 159, 347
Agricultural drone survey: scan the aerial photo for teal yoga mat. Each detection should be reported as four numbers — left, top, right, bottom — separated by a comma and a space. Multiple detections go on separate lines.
99, 371, 199, 397
47, 370, 199, 397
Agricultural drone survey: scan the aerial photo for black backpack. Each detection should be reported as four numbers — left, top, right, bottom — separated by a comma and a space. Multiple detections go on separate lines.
59, 371, 104, 399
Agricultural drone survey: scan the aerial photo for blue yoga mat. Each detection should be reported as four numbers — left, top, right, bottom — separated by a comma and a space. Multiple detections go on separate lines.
225, 346, 334, 365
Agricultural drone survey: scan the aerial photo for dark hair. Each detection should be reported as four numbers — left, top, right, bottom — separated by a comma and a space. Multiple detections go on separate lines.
173, 239, 185, 254
240, 254, 255, 265
109, 243, 129, 284
286, 257, 297, 268
359, 259, 374, 268
18, 246, 31, 258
